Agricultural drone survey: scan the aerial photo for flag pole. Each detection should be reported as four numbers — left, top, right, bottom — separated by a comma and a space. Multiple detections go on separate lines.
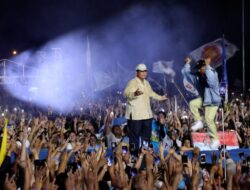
221, 35, 227, 181
221, 34, 228, 106
242, 0, 245, 96
171, 79, 189, 108
220, 108, 227, 181
163, 74, 167, 94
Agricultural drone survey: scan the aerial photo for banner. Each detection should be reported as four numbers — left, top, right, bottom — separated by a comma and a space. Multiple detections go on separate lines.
191, 131, 239, 151
189, 38, 238, 68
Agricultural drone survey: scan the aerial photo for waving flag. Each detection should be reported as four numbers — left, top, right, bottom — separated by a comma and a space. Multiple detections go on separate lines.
0, 123, 8, 167
190, 38, 238, 68
220, 37, 229, 104
152, 60, 176, 77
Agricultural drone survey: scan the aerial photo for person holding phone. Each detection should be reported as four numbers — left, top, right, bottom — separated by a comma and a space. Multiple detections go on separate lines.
124, 63, 167, 149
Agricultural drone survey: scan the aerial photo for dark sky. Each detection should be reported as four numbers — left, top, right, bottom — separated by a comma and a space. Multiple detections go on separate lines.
0, 0, 249, 89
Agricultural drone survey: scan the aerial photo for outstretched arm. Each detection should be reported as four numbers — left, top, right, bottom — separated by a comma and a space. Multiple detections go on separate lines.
148, 82, 167, 101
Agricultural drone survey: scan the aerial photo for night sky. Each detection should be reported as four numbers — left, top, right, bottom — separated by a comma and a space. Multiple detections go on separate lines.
0, 0, 249, 90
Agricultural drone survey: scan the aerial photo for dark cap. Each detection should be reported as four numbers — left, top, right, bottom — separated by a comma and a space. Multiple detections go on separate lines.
195, 60, 206, 69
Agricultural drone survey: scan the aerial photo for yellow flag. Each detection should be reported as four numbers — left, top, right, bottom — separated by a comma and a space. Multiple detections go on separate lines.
0, 124, 8, 167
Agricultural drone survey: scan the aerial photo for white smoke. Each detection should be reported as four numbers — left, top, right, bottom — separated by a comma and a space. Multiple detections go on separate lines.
3, 4, 200, 112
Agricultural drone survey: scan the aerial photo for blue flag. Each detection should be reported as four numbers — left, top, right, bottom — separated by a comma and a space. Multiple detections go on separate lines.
220, 37, 228, 104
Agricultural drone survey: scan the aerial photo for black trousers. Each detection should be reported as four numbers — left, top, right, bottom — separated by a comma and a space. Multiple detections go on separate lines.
127, 118, 152, 149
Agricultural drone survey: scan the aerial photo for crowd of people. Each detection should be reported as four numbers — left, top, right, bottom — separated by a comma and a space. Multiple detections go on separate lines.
0, 88, 249, 190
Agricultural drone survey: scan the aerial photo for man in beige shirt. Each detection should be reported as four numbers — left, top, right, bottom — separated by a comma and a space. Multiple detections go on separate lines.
124, 63, 167, 149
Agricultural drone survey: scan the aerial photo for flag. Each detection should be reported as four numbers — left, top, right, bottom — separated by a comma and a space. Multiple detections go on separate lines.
84, 36, 95, 94
86, 36, 95, 92
220, 37, 229, 104
192, 131, 238, 151
86, 36, 91, 77
189, 38, 238, 68
148, 77, 165, 92
174, 95, 177, 112
0, 124, 8, 167
152, 60, 176, 77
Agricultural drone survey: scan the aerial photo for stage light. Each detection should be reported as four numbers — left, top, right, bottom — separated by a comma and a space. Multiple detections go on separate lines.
12, 50, 18, 55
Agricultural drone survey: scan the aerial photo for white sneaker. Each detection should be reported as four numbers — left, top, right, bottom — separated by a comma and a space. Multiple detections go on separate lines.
210, 139, 220, 150
191, 120, 204, 132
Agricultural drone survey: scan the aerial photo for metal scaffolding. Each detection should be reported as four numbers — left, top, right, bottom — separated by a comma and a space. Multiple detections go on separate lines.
0, 59, 36, 84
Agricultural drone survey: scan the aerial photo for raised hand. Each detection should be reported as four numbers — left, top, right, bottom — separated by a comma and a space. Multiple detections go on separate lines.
115, 143, 123, 159
65, 170, 76, 190
75, 169, 83, 190
7, 140, 16, 156
159, 142, 165, 161
184, 56, 192, 64
31, 138, 44, 160
4, 174, 17, 190
34, 117, 39, 126
161, 95, 168, 101
47, 179, 58, 190
145, 151, 154, 166
83, 153, 98, 190
34, 167, 47, 190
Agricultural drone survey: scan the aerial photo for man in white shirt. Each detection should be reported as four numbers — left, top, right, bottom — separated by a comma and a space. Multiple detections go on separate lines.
124, 63, 167, 149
